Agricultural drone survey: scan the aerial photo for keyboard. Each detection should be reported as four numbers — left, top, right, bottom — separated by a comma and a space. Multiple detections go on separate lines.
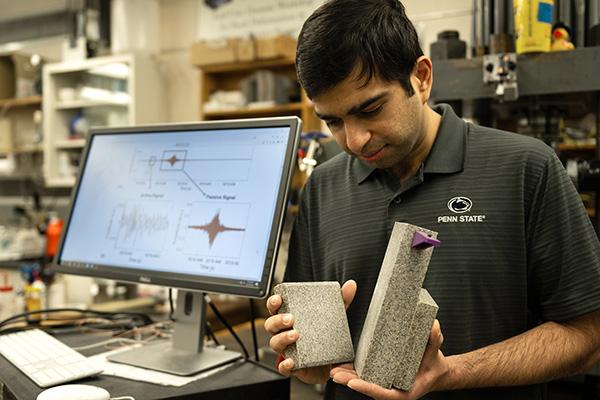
0, 329, 103, 387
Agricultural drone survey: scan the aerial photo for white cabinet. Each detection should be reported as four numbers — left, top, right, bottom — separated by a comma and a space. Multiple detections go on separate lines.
43, 54, 166, 187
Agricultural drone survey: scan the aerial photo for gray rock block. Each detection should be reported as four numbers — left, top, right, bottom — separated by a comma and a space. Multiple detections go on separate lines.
273, 281, 354, 370
393, 289, 439, 391
355, 222, 438, 389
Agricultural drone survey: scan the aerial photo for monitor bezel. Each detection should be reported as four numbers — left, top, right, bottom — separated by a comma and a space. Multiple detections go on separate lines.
54, 116, 301, 299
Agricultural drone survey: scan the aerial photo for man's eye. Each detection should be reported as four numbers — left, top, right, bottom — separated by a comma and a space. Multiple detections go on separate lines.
361, 104, 383, 117
326, 119, 342, 128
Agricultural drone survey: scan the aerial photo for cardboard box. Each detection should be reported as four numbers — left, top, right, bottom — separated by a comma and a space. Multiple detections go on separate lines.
0, 57, 15, 99
11, 54, 35, 98
0, 118, 12, 152
190, 38, 255, 67
237, 38, 255, 62
256, 35, 296, 60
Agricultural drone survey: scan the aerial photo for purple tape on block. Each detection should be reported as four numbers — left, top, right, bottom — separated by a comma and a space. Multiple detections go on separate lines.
411, 231, 441, 249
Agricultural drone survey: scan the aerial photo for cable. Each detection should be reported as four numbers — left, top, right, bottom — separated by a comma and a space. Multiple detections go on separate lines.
0, 308, 153, 333
205, 321, 220, 346
204, 295, 249, 359
168, 288, 175, 321
72, 337, 142, 351
249, 299, 259, 361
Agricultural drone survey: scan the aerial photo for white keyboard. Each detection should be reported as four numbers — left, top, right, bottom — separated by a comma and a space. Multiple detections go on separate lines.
0, 329, 103, 387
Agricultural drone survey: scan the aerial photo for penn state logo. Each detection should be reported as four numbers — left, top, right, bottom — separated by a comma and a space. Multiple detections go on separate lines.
447, 196, 472, 214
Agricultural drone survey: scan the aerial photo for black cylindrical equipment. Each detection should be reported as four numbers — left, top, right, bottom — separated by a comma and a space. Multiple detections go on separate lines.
558, 0, 573, 28
483, 0, 492, 51
589, 0, 600, 26
574, 0, 586, 47
472, 0, 487, 55
494, 0, 508, 33
430, 31, 467, 60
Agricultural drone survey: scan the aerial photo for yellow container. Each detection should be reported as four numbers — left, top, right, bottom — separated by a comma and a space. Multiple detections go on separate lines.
514, 0, 554, 53
24, 282, 44, 321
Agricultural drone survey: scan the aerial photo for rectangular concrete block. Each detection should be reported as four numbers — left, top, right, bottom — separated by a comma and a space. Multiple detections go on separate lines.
354, 222, 438, 389
393, 289, 439, 391
273, 281, 354, 369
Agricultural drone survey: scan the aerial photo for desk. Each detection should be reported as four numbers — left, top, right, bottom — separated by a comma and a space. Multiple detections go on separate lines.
0, 331, 290, 400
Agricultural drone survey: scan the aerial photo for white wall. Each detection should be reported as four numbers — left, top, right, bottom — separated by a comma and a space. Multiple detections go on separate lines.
403, 0, 473, 56
157, 0, 200, 123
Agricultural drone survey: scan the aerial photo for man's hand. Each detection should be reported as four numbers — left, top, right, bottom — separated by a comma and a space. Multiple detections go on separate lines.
264, 279, 357, 384
330, 319, 451, 400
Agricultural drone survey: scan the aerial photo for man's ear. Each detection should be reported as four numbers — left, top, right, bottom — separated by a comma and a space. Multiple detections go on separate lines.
413, 56, 433, 103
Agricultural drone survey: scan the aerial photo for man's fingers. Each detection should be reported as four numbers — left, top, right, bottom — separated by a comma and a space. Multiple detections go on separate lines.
346, 378, 405, 400
330, 362, 354, 374
266, 294, 282, 315
341, 280, 357, 310
331, 368, 358, 385
277, 357, 295, 376
264, 312, 294, 335
421, 319, 444, 365
269, 329, 299, 354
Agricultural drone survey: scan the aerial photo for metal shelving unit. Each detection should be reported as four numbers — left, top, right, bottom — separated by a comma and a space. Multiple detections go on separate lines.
43, 54, 166, 187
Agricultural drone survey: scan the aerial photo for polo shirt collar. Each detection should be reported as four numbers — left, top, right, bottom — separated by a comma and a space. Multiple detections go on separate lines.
423, 103, 466, 174
353, 103, 466, 184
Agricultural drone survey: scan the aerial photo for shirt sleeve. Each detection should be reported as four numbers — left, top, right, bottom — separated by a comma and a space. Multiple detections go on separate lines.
527, 150, 600, 322
283, 180, 316, 283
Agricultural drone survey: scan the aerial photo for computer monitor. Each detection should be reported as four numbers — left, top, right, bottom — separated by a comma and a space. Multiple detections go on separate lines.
54, 116, 301, 375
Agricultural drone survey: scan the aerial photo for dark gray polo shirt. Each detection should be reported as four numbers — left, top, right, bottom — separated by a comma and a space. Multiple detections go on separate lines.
284, 104, 600, 400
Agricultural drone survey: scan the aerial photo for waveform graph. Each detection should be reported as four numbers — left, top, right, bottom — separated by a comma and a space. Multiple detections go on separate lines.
106, 202, 172, 252
160, 150, 187, 171
181, 202, 250, 258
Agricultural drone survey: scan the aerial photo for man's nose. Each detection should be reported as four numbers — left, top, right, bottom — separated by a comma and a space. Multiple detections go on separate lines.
344, 122, 371, 154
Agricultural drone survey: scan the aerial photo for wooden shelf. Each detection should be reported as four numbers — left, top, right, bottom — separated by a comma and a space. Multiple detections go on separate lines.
55, 139, 86, 149
0, 95, 42, 108
0, 174, 37, 181
201, 58, 295, 74
0, 146, 44, 155
557, 142, 596, 151
196, 51, 322, 132
203, 103, 303, 119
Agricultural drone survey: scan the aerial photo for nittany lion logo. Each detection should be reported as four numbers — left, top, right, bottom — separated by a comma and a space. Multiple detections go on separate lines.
447, 197, 472, 214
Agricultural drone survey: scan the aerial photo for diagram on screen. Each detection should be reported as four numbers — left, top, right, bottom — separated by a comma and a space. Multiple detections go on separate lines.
179, 202, 250, 258
106, 202, 171, 252
129, 146, 253, 197
160, 150, 186, 171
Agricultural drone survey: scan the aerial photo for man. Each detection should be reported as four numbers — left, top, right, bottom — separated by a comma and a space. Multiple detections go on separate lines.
264, 1, 600, 399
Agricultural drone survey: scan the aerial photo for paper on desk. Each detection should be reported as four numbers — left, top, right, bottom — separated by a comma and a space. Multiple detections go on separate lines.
89, 345, 240, 386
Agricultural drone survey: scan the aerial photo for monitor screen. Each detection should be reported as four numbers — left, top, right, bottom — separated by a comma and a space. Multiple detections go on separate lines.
55, 117, 301, 298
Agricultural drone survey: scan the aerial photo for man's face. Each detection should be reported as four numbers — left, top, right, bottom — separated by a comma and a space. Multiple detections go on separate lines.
312, 72, 425, 172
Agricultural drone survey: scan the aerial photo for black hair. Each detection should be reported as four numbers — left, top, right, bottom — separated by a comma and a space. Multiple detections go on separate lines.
296, 0, 423, 99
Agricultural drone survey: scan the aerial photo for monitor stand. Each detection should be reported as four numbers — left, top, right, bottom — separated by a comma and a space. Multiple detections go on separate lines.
107, 290, 243, 376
